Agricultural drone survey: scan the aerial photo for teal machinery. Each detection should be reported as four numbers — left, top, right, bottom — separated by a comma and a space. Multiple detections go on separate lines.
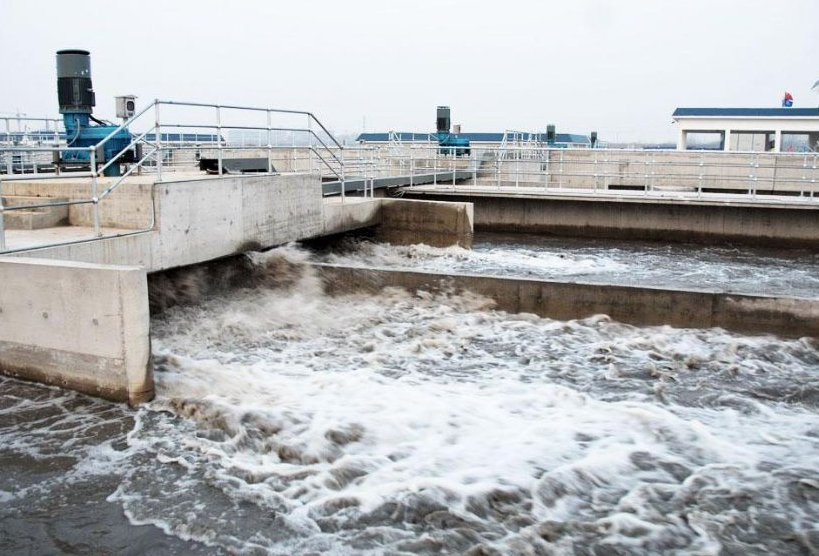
56, 49, 135, 176
435, 106, 470, 156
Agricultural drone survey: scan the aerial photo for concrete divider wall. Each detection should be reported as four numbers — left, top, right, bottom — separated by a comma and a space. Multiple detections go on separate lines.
317, 264, 819, 338
0, 257, 153, 404
403, 192, 819, 249
377, 198, 474, 248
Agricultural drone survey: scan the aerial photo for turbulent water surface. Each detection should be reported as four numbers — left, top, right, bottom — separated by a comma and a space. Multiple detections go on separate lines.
2, 245, 819, 556
313, 233, 819, 298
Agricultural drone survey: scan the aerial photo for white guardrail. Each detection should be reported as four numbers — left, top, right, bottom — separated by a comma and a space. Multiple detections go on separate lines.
1, 101, 818, 253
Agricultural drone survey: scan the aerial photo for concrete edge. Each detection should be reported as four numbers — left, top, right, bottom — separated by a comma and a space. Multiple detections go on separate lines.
314, 263, 819, 339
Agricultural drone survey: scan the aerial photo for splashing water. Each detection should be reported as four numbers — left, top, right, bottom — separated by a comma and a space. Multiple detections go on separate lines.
2, 245, 819, 556
312, 233, 819, 298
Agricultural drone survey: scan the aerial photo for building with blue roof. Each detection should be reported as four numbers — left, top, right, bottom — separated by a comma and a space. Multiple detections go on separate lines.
672, 107, 819, 153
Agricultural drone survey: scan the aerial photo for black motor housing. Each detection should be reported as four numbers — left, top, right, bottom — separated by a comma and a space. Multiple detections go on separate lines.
56, 49, 95, 114
436, 106, 451, 135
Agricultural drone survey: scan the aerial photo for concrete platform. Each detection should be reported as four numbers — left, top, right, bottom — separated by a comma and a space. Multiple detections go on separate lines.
2, 226, 135, 251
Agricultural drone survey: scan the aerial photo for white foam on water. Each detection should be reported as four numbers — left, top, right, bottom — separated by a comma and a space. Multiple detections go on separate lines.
99, 246, 819, 556
314, 236, 819, 298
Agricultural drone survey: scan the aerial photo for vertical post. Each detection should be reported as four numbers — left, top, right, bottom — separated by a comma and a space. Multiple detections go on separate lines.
677, 127, 686, 151
452, 147, 456, 188
340, 147, 346, 202
643, 150, 649, 196
593, 150, 598, 193
216, 105, 223, 176
697, 151, 704, 198
90, 148, 101, 237
515, 152, 520, 188
433, 151, 438, 185
472, 149, 477, 185
749, 154, 757, 198
496, 149, 501, 189
155, 101, 163, 182
307, 114, 313, 175
267, 110, 273, 174
410, 151, 414, 187
0, 175, 6, 252
558, 149, 564, 189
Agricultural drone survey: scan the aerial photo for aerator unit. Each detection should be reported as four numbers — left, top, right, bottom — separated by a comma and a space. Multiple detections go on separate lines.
56, 49, 135, 176
435, 106, 470, 156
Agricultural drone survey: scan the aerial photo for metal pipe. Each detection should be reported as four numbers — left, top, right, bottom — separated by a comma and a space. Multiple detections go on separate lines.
90, 148, 100, 237
216, 105, 222, 176
340, 148, 345, 202
155, 101, 163, 182
100, 146, 159, 199
0, 176, 5, 252
266, 110, 272, 174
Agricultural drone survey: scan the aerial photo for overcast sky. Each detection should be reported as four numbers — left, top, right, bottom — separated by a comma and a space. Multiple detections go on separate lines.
1, 0, 817, 142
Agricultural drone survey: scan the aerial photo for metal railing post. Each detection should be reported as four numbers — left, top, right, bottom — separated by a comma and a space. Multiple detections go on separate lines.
307, 114, 313, 175
496, 150, 501, 189
749, 154, 757, 199
433, 152, 438, 185
216, 105, 223, 176
410, 151, 414, 187
558, 149, 564, 189
340, 148, 346, 202
515, 152, 520, 188
452, 147, 456, 188
90, 147, 101, 237
267, 110, 273, 174
472, 150, 477, 185
371, 148, 376, 198
0, 175, 6, 252
593, 150, 598, 193
155, 101, 163, 182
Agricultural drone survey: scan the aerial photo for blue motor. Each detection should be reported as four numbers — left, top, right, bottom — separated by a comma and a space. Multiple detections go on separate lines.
435, 106, 470, 156
57, 49, 134, 176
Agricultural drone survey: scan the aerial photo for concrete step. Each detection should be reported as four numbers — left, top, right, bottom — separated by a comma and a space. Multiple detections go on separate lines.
2, 196, 69, 230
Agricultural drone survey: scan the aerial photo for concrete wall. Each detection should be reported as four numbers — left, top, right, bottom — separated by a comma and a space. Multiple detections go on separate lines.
0, 257, 152, 405
402, 191, 819, 249
377, 198, 473, 248
10, 173, 325, 272
466, 149, 819, 195
2, 178, 154, 229
317, 264, 819, 339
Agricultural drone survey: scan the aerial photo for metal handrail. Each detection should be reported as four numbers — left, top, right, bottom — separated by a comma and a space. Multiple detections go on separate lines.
0, 98, 354, 253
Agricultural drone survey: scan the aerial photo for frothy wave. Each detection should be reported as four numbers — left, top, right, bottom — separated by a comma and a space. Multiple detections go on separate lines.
119, 246, 819, 555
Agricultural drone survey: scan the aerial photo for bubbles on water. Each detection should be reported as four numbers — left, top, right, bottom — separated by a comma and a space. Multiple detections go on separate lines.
118, 245, 819, 555
312, 233, 819, 298
3, 242, 819, 556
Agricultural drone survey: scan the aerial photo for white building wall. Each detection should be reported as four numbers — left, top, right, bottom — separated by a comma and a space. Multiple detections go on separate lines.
675, 117, 819, 152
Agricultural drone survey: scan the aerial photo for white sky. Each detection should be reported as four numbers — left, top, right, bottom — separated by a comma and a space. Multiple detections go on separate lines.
1, 0, 817, 143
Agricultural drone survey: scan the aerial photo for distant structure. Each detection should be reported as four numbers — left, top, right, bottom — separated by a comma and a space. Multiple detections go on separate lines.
356, 131, 591, 148
673, 107, 819, 152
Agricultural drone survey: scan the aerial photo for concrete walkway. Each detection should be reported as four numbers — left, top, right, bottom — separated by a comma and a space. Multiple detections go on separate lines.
2, 226, 134, 252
